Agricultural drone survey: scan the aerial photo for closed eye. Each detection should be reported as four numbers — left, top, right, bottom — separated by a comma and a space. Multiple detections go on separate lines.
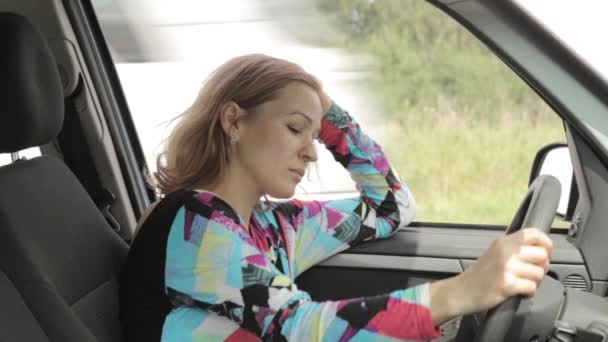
287, 125, 302, 135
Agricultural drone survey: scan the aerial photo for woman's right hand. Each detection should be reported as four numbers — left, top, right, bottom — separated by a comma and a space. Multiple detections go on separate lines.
319, 90, 333, 115
429, 227, 553, 325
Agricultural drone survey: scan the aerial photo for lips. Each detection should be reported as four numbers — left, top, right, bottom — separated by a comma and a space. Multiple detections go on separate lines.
289, 169, 305, 179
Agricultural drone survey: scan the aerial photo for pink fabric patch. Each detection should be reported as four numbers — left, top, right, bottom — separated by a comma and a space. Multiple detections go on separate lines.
339, 326, 358, 342
225, 328, 261, 342
245, 253, 267, 268
325, 208, 344, 230
296, 200, 322, 218
366, 298, 440, 340
184, 211, 195, 241
211, 211, 242, 234
349, 156, 368, 167
255, 307, 276, 328
319, 119, 339, 142
372, 155, 390, 174
335, 136, 350, 155
320, 121, 349, 155
195, 192, 214, 204
250, 225, 270, 253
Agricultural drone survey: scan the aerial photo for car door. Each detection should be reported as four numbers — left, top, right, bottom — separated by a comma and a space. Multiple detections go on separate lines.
79, 0, 595, 320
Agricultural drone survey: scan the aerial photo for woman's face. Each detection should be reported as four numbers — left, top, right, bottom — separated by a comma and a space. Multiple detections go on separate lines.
236, 82, 323, 199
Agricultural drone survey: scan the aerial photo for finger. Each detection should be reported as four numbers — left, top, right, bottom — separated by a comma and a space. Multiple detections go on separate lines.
508, 258, 546, 284
504, 276, 538, 298
518, 246, 550, 271
521, 228, 553, 256
319, 91, 333, 113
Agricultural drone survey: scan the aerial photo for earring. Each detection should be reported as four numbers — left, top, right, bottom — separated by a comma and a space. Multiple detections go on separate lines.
230, 135, 239, 145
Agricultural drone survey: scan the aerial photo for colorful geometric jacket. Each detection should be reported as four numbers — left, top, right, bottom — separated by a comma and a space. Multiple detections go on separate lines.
159, 102, 441, 341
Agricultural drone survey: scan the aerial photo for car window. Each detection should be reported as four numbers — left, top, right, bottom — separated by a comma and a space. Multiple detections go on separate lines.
91, 0, 566, 226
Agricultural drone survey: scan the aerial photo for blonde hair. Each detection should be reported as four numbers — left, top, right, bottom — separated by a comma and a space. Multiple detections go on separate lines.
155, 54, 322, 196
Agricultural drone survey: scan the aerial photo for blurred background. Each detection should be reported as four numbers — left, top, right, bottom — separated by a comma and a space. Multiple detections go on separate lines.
91, 0, 566, 225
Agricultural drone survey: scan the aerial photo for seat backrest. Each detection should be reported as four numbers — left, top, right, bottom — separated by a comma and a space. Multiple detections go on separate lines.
0, 12, 128, 342
0, 270, 50, 342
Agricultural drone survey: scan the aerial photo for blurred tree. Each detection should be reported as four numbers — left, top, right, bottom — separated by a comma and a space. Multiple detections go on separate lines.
314, 0, 547, 124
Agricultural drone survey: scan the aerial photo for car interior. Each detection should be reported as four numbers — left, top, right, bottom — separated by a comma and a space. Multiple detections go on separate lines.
0, 10, 127, 342
2, 0, 608, 341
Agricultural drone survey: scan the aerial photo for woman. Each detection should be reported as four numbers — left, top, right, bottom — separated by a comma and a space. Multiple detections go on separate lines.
120, 54, 553, 341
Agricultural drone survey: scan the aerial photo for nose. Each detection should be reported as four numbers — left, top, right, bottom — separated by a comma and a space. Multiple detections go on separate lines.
301, 139, 318, 162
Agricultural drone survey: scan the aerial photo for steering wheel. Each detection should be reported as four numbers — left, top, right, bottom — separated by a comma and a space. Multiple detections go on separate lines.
473, 174, 561, 342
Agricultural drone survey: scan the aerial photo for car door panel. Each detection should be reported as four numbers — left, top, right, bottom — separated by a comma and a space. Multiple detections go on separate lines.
344, 227, 582, 263
296, 225, 591, 301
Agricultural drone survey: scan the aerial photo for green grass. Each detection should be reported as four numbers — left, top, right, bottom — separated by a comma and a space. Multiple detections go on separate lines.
375, 105, 565, 225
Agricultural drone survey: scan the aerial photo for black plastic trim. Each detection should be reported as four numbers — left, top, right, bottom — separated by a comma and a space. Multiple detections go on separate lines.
409, 221, 569, 234
346, 226, 582, 264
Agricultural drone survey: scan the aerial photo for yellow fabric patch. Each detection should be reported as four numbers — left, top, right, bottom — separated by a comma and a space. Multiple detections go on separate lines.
271, 275, 291, 287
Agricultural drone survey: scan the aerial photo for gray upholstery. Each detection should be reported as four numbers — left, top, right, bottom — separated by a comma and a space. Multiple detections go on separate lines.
0, 157, 128, 341
0, 271, 49, 341
0, 12, 128, 342
0, 12, 63, 153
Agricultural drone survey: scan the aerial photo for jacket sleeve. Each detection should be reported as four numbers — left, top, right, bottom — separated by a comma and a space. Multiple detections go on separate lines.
287, 102, 416, 275
164, 205, 439, 341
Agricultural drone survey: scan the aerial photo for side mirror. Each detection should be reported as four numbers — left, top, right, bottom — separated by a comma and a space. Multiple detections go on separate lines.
529, 143, 577, 220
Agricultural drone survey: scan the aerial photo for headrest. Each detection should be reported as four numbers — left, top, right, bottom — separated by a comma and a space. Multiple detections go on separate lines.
0, 12, 64, 153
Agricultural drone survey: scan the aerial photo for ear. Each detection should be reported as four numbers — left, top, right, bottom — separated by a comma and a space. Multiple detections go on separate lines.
219, 101, 243, 137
